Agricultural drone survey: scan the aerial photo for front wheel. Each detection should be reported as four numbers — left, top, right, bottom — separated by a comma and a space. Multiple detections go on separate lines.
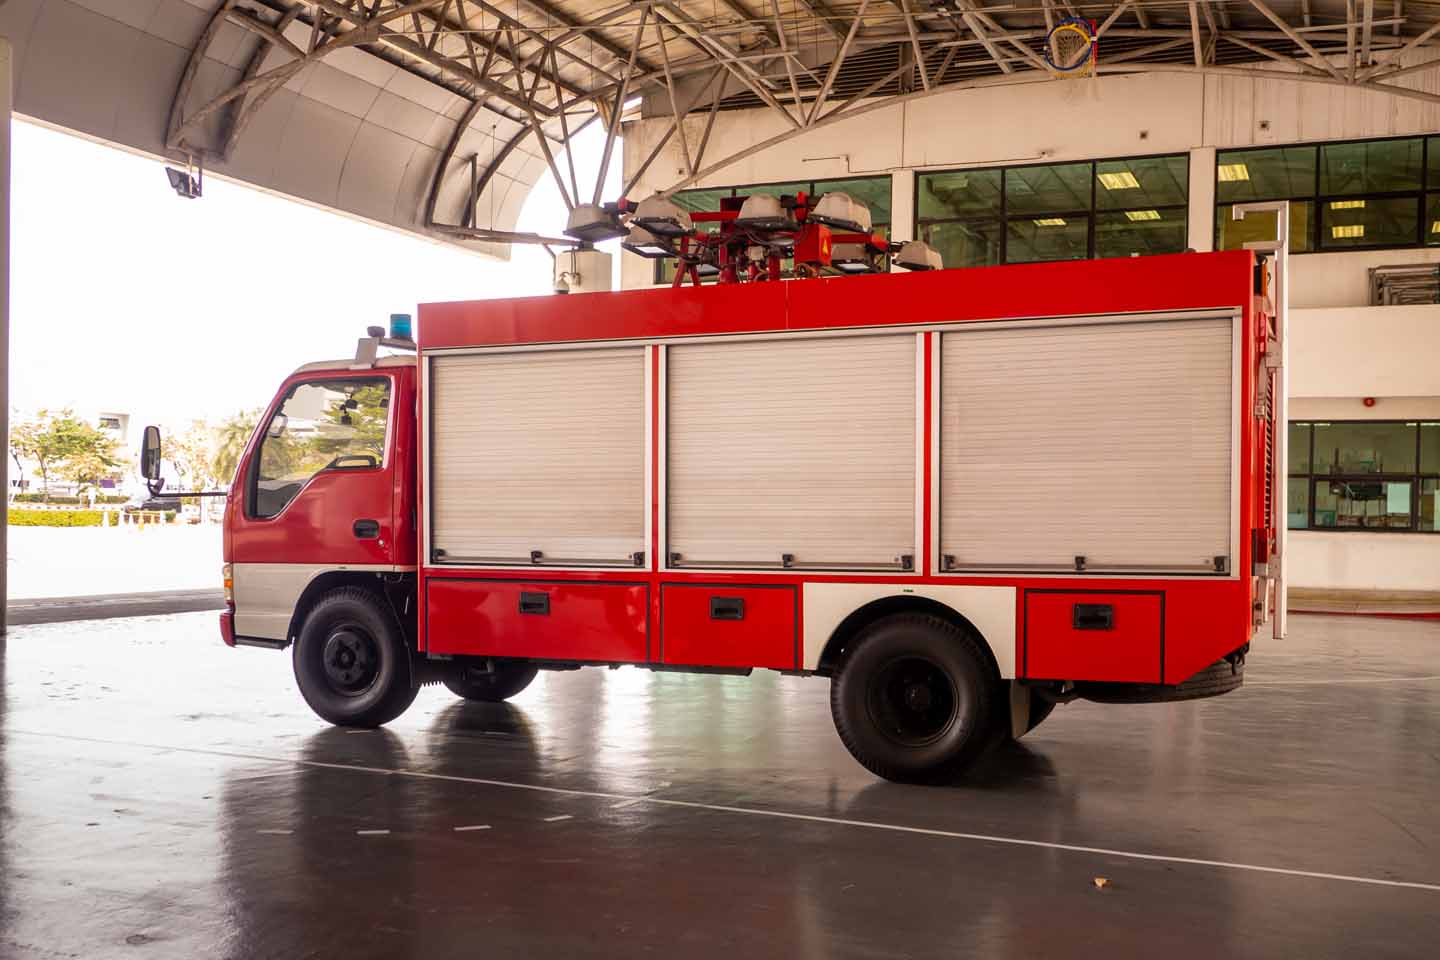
443, 662, 538, 702
830, 613, 999, 783
293, 587, 419, 727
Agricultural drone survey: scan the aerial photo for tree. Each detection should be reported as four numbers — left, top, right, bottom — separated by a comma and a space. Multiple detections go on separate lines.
168, 420, 217, 492
8, 409, 99, 500
211, 409, 261, 487
59, 430, 124, 499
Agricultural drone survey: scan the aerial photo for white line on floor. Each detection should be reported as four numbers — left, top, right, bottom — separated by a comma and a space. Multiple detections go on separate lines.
544, 815, 572, 822
1247, 675, 1440, 686
17, 729, 1440, 894
255, 828, 293, 835
454, 824, 491, 832
356, 829, 390, 836
611, 799, 644, 809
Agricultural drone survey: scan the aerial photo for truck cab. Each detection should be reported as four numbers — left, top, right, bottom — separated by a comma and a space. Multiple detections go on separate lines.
220, 355, 418, 653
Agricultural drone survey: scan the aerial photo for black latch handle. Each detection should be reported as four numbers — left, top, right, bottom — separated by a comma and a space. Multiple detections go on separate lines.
1073, 603, 1114, 631
710, 597, 745, 621
519, 592, 550, 616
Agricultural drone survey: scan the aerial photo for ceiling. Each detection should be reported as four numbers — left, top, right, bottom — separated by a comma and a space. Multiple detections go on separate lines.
5, 0, 1440, 255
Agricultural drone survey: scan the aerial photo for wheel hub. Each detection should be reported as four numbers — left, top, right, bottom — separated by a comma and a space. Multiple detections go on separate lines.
322, 627, 378, 694
868, 656, 958, 747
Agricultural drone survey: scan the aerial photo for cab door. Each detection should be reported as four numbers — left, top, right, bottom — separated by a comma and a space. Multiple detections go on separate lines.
229, 371, 399, 640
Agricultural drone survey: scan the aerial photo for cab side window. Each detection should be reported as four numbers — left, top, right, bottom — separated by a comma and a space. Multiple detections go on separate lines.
252, 378, 390, 518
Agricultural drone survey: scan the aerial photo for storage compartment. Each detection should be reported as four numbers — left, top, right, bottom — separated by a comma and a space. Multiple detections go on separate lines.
426, 579, 648, 662
429, 347, 646, 566
666, 334, 917, 570
661, 584, 797, 670
1024, 590, 1163, 683
940, 313, 1234, 574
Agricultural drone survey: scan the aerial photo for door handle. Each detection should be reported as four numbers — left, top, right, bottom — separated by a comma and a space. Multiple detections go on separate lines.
519, 592, 550, 616
1072, 603, 1114, 631
710, 597, 745, 621
353, 519, 380, 539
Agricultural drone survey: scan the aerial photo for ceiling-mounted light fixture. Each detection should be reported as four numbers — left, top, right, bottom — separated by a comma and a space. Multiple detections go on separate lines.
1097, 171, 1140, 190
1217, 163, 1250, 182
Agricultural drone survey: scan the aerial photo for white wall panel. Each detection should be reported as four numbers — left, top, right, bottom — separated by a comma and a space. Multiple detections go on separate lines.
940, 316, 1234, 573
668, 334, 917, 569
430, 349, 646, 565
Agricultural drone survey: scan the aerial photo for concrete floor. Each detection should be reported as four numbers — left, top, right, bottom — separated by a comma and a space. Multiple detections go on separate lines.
0, 613, 1437, 959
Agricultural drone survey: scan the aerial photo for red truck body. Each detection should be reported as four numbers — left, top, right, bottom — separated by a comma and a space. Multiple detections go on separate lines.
219, 250, 1279, 779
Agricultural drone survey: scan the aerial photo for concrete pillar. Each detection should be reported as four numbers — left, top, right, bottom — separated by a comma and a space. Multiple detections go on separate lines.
1188, 146, 1217, 252
1, 38, 11, 636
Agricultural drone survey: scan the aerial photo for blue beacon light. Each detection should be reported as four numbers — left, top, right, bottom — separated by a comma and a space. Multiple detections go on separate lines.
389, 313, 413, 340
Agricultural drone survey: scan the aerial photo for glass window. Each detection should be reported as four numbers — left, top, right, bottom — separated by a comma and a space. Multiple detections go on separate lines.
1423, 422, 1440, 471
1313, 478, 1413, 529
1426, 194, 1440, 245
1289, 422, 1312, 473
1313, 421, 1416, 474
923, 219, 1001, 268
1422, 478, 1439, 532
1095, 155, 1188, 210
1215, 202, 1313, 253
1005, 216, 1089, 263
1005, 162, 1091, 215
1321, 138, 1423, 195
1287, 476, 1310, 529
1216, 146, 1317, 203
253, 379, 390, 519
919, 169, 1002, 219
1095, 208, 1187, 258
1320, 196, 1419, 249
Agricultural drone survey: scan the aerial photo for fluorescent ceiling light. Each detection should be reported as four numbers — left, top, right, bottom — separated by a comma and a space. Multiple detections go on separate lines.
1431, 220, 1440, 233
1217, 163, 1250, 182
1033, 217, 1067, 227
1331, 224, 1365, 239
1097, 171, 1140, 190
1125, 209, 1162, 221
1330, 199, 1366, 209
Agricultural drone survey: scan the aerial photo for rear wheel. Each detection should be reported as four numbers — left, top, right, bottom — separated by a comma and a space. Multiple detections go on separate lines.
443, 662, 538, 702
830, 613, 998, 783
293, 587, 419, 727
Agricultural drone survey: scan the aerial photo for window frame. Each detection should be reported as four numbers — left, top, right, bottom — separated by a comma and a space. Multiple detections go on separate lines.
653, 175, 893, 285
915, 151, 1190, 268
246, 374, 393, 521
1287, 420, 1440, 533
1215, 133, 1440, 254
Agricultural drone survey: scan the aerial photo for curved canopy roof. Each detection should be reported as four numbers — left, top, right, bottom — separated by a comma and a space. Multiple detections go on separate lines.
5, 0, 1440, 256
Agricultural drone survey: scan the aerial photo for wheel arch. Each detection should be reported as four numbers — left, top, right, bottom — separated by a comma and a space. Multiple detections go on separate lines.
287, 570, 415, 648
814, 595, 1003, 682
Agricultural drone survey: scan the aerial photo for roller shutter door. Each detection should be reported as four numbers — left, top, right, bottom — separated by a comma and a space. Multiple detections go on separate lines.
668, 334, 916, 570
430, 348, 645, 565
940, 314, 1234, 573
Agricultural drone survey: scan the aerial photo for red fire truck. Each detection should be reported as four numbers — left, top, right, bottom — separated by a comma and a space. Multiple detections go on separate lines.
160, 244, 1284, 782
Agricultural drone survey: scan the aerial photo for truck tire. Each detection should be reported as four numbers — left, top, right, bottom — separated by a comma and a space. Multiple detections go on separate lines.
1076, 656, 1245, 704
443, 662, 538, 702
830, 613, 998, 783
293, 587, 419, 727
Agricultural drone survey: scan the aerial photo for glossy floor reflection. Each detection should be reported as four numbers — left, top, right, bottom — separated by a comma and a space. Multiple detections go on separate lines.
1, 613, 1438, 958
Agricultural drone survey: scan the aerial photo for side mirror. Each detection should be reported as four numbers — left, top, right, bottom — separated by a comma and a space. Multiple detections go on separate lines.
266, 414, 288, 439
140, 425, 164, 495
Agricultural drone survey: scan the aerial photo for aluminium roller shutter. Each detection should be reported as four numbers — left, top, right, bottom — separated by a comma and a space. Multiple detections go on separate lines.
667, 334, 916, 570
939, 314, 1234, 573
429, 348, 645, 565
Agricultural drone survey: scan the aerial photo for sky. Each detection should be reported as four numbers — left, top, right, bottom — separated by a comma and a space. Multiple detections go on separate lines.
7, 117, 621, 432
